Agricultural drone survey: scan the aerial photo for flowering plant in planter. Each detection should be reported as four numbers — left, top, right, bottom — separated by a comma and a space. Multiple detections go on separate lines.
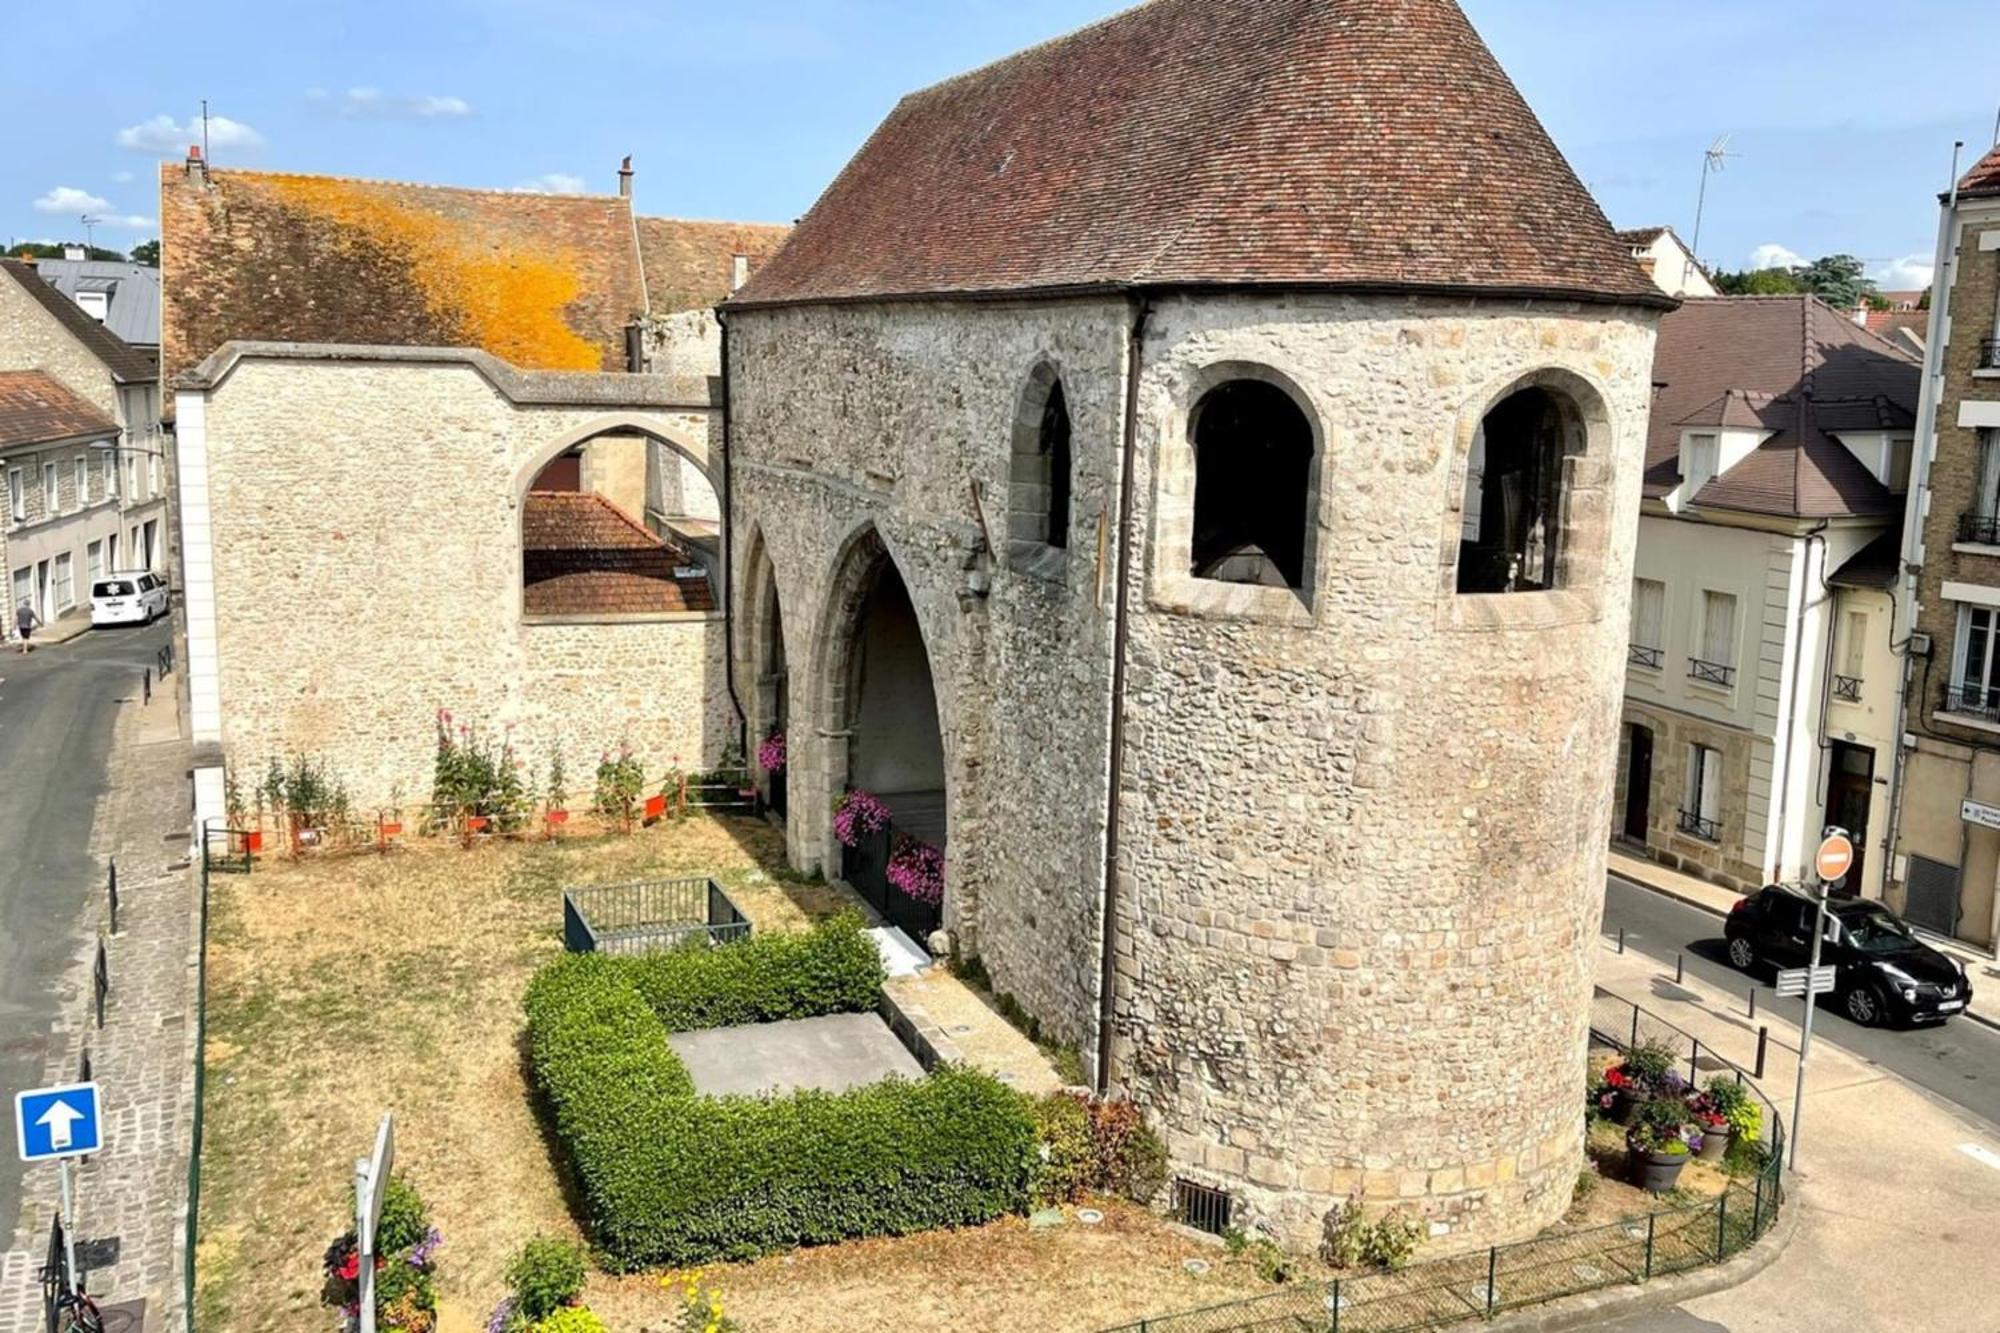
886, 836, 946, 905
593, 743, 646, 830
757, 730, 787, 774
833, 789, 892, 847
321, 1175, 439, 1331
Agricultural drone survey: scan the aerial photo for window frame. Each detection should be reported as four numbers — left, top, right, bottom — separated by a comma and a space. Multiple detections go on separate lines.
1681, 742, 1723, 841
1690, 588, 1739, 688
52, 551, 74, 612
6, 467, 20, 523
1629, 577, 1666, 669
1953, 603, 2000, 709
42, 460, 58, 516
1005, 363, 1075, 581
74, 454, 89, 506
1683, 432, 1721, 500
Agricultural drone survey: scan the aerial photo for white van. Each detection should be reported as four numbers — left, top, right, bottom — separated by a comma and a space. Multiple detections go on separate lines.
91, 572, 169, 627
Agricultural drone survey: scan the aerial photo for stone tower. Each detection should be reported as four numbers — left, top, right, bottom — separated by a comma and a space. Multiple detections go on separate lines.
723, 0, 1669, 1243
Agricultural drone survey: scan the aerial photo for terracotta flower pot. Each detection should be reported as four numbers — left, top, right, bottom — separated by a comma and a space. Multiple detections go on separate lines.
643, 793, 667, 822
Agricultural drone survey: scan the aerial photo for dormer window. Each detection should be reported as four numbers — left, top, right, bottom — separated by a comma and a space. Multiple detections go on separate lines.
75, 290, 108, 322
1682, 432, 1719, 500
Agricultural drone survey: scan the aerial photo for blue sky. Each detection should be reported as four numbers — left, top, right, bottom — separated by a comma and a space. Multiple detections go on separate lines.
4, 0, 1996, 290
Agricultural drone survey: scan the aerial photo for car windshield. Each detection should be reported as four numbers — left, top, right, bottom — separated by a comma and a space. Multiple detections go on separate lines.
1842, 908, 1915, 954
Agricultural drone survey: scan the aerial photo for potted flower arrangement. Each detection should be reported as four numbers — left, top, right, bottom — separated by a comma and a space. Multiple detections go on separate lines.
759, 730, 788, 819
1686, 1091, 1730, 1162
886, 836, 945, 906
543, 753, 569, 838
833, 789, 892, 847
1593, 1039, 1682, 1124
1626, 1097, 1700, 1193
1702, 1075, 1760, 1156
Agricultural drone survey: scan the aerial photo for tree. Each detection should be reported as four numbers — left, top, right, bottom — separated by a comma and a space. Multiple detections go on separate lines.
128, 239, 159, 267
1794, 254, 1876, 311
5, 241, 126, 262
1713, 266, 1805, 296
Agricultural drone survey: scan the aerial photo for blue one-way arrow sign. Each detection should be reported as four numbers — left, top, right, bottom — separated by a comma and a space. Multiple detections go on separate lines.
15, 1083, 102, 1161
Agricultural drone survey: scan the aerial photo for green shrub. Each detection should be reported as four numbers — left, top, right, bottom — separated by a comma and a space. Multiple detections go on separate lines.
525, 917, 1035, 1269
1031, 1093, 1095, 1205
506, 1235, 586, 1322
1320, 1194, 1426, 1272
533, 1309, 607, 1333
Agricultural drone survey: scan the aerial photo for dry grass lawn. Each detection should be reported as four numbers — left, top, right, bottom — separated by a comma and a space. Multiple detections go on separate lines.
190, 814, 1258, 1333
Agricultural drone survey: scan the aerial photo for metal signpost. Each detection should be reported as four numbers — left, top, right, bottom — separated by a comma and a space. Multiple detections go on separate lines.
14, 1081, 104, 1294
1790, 829, 1853, 1170
354, 1112, 395, 1333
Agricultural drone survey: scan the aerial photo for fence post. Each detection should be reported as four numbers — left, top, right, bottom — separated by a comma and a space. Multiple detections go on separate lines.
1715, 1189, 1729, 1259
1643, 1212, 1656, 1281
107, 857, 118, 935
1689, 1038, 1700, 1085
1751, 1163, 1765, 1236
1629, 1006, 1639, 1050
1754, 1026, 1769, 1080
1330, 1279, 1341, 1333
1486, 1247, 1498, 1316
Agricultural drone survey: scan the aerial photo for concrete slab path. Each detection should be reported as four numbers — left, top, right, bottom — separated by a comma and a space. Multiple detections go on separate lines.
669, 1013, 923, 1097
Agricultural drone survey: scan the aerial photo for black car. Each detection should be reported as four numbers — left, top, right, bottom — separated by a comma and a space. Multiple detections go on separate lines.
1723, 886, 1972, 1027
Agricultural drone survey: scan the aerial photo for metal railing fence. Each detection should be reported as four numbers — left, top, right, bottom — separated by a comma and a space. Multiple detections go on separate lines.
562, 877, 750, 954
1103, 991, 1784, 1333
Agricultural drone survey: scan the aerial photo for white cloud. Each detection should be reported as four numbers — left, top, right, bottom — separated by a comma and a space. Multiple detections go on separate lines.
308, 87, 472, 118
1868, 254, 1934, 291
103, 214, 155, 230
116, 113, 264, 154
1748, 243, 1808, 271
34, 186, 111, 215
512, 173, 586, 195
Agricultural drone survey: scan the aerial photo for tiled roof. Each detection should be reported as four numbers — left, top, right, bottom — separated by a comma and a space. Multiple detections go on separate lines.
521, 491, 714, 616
1863, 307, 1928, 344
1, 259, 159, 383
1829, 527, 1902, 590
731, 0, 1665, 310
1957, 144, 2000, 199
0, 369, 120, 449
636, 217, 790, 314
161, 167, 650, 387
1616, 227, 1670, 248
1643, 296, 1921, 520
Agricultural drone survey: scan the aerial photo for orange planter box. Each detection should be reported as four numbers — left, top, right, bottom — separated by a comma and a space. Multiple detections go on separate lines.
545, 809, 569, 826
466, 815, 491, 833
643, 794, 667, 821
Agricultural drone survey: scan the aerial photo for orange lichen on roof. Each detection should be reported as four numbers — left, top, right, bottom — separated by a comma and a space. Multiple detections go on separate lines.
256, 174, 603, 371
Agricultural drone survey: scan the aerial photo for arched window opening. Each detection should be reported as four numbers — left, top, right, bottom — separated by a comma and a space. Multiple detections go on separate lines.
522, 431, 712, 621
1009, 369, 1074, 564
1189, 379, 1313, 589
1457, 387, 1577, 594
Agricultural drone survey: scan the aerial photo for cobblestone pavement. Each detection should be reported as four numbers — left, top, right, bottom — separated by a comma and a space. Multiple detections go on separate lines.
0, 681, 195, 1332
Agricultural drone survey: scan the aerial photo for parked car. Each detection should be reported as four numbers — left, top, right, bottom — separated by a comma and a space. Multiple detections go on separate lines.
1724, 885, 1971, 1026
90, 572, 169, 627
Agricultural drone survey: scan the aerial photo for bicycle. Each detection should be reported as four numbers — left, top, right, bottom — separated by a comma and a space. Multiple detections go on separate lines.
52, 1287, 104, 1333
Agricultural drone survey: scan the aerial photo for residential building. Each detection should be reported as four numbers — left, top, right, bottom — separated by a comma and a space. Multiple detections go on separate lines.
1617, 226, 1720, 298
1892, 144, 2000, 946
30, 246, 161, 348
1616, 297, 1919, 902
0, 370, 128, 630
0, 258, 169, 630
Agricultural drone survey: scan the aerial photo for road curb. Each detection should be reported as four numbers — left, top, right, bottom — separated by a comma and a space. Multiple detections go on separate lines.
1610, 871, 2000, 1036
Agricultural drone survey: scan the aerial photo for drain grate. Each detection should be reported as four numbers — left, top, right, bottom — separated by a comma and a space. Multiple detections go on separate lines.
1172, 1178, 1234, 1236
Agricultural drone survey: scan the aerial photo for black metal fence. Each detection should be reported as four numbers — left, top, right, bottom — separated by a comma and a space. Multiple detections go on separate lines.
842, 822, 942, 941
1939, 684, 2000, 725
562, 877, 750, 954
682, 767, 758, 815
201, 825, 253, 876
1980, 336, 1999, 371
1104, 991, 1785, 1333
1686, 658, 1735, 688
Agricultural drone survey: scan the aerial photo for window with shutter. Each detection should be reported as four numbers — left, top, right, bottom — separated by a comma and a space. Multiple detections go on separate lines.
1701, 591, 1737, 668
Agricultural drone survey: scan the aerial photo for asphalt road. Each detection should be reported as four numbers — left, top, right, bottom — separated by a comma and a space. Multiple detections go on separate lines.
0, 619, 168, 1251
1601, 874, 2000, 1132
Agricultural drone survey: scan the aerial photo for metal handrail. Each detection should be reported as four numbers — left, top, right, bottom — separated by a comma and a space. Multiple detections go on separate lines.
1678, 808, 1721, 841
1832, 675, 1863, 703
1688, 658, 1735, 688
1939, 684, 2000, 725
1627, 644, 1664, 670
1980, 337, 1999, 371
1957, 511, 2000, 546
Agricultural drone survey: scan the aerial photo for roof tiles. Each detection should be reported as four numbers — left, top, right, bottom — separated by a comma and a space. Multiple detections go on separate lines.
521, 491, 714, 617
730, 0, 1665, 310
0, 369, 120, 449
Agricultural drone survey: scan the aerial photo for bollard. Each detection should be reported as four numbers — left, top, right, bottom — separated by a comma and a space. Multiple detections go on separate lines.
107, 858, 118, 935
1749, 987, 1757, 1020
1618, 927, 1626, 954
1754, 1025, 1769, 1080
142, 667, 151, 705
1676, 952, 1685, 984
93, 937, 108, 1029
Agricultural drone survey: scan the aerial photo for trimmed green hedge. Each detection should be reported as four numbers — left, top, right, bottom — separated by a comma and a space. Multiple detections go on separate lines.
525, 913, 1039, 1269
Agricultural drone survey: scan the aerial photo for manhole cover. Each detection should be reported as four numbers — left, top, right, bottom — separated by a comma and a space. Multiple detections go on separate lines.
1076, 1208, 1104, 1225
1465, 1282, 1498, 1307
1182, 1259, 1210, 1276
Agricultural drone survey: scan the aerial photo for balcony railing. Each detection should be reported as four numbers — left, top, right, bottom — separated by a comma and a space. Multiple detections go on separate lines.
1981, 337, 2000, 371
1959, 512, 2000, 546
1833, 675, 1864, 703
1627, 643, 1664, 670
1940, 684, 2000, 725
1688, 657, 1736, 688
1677, 809, 1721, 841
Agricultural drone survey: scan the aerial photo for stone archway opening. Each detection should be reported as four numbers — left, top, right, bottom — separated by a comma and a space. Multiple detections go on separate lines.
818, 531, 949, 939
755, 568, 790, 816
1455, 385, 1586, 595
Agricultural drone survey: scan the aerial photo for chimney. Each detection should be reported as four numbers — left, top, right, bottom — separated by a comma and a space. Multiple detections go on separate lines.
618, 155, 633, 199
731, 254, 750, 292
185, 144, 208, 184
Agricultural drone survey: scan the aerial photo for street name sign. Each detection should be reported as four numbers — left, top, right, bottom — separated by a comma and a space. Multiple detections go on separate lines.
1775, 965, 1836, 999
14, 1082, 102, 1161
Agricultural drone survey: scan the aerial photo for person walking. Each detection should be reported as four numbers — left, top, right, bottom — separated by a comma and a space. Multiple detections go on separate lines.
16, 599, 39, 653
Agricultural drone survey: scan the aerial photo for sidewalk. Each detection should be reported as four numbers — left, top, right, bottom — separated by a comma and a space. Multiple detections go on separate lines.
0, 675, 196, 1330
1609, 845, 2000, 1030
1594, 939, 2000, 1330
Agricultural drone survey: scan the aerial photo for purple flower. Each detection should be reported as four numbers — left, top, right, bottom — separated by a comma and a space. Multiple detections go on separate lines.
887, 837, 946, 905
834, 789, 893, 847
408, 1226, 442, 1268
484, 1296, 516, 1333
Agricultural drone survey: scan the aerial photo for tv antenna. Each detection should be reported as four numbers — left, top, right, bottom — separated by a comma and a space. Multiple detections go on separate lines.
79, 216, 99, 252
201, 98, 211, 163
1691, 134, 1739, 260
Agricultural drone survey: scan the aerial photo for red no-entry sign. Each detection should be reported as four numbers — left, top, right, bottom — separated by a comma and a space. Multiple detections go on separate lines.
1815, 833, 1854, 884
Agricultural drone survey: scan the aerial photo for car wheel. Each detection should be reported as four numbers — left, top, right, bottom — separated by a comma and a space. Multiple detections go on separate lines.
1727, 936, 1756, 971
1844, 984, 1885, 1027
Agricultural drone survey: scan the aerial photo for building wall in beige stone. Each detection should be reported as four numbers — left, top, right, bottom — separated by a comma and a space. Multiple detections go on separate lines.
0, 272, 120, 419
1614, 705, 1765, 893
728, 291, 1661, 1247
1899, 209, 2000, 941
199, 357, 733, 807
580, 433, 648, 519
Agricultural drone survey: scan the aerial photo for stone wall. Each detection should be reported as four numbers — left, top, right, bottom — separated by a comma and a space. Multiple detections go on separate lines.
728, 290, 1660, 1246
191, 354, 734, 809
0, 271, 120, 418
1614, 704, 1765, 893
